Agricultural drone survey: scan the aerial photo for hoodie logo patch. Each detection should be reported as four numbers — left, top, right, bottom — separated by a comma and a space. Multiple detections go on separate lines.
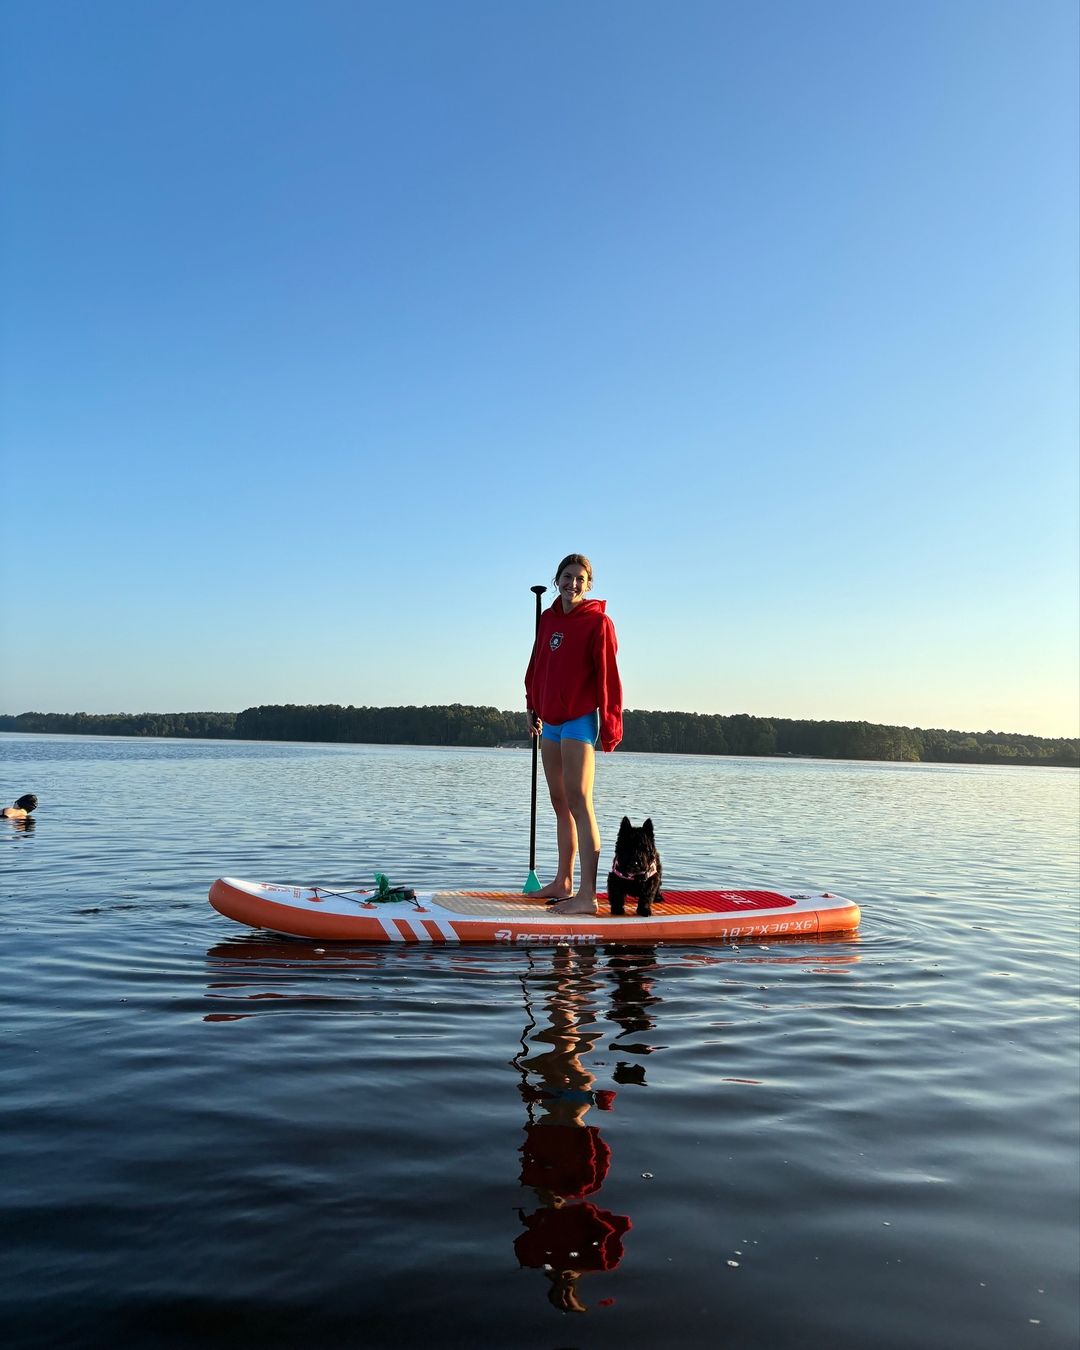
549, 632, 564, 651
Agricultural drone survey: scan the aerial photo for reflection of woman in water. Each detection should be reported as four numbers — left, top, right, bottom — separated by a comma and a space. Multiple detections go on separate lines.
513, 945, 633, 1314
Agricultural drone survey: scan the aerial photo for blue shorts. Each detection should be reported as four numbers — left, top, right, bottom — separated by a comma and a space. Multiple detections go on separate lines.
541, 710, 600, 746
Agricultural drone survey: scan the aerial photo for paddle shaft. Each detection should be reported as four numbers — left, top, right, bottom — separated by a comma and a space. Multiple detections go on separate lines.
528, 584, 546, 873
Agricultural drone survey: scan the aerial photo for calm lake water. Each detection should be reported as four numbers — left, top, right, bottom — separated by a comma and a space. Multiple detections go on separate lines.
2, 734, 1078, 1349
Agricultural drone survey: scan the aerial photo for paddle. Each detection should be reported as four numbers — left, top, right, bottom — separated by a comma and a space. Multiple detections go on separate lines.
523, 584, 547, 893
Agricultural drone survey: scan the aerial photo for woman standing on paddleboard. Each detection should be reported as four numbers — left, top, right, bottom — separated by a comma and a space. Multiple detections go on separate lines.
525, 554, 623, 916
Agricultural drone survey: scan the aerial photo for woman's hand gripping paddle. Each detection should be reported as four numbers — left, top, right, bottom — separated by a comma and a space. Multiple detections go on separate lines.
523, 584, 547, 893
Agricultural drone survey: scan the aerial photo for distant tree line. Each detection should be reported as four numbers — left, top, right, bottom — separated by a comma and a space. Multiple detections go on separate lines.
0, 711, 237, 740
2, 705, 1076, 767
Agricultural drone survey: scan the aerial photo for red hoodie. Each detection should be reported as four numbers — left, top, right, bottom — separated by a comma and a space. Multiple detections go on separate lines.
525, 598, 623, 752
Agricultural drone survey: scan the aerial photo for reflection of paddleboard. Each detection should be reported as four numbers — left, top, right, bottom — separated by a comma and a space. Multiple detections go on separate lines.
208, 878, 860, 944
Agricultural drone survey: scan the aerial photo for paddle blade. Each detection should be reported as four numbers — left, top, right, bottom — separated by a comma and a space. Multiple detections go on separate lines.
522, 871, 542, 894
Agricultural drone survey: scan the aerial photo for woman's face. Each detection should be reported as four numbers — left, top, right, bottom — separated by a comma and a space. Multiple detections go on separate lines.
557, 564, 590, 607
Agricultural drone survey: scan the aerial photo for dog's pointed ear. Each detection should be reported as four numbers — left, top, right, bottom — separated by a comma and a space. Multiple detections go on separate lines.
643, 818, 654, 838
619, 816, 631, 833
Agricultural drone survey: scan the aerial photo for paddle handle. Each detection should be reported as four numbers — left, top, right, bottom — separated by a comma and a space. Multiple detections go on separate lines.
528, 584, 546, 873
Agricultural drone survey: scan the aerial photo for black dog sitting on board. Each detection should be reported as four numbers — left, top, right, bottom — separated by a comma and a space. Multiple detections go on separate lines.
607, 817, 664, 918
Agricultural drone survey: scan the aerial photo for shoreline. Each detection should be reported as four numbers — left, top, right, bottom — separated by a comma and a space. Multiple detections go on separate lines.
4, 718, 1074, 772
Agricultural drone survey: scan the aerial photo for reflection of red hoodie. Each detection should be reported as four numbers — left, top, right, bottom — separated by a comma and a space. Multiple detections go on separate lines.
514, 1202, 631, 1272
525, 599, 623, 753
519, 1123, 610, 1200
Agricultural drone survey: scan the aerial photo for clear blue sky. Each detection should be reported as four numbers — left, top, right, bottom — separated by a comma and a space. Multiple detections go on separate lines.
2, 0, 1077, 737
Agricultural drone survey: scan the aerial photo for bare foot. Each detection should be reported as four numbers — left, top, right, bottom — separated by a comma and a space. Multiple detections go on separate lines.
533, 880, 573, 900
548, 895, 598, 916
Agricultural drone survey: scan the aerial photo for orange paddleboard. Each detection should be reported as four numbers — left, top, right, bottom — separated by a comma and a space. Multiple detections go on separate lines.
209, 877, 860, 944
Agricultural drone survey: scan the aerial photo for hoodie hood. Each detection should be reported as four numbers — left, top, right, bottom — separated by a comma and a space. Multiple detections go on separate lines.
551, 597, 607, 618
